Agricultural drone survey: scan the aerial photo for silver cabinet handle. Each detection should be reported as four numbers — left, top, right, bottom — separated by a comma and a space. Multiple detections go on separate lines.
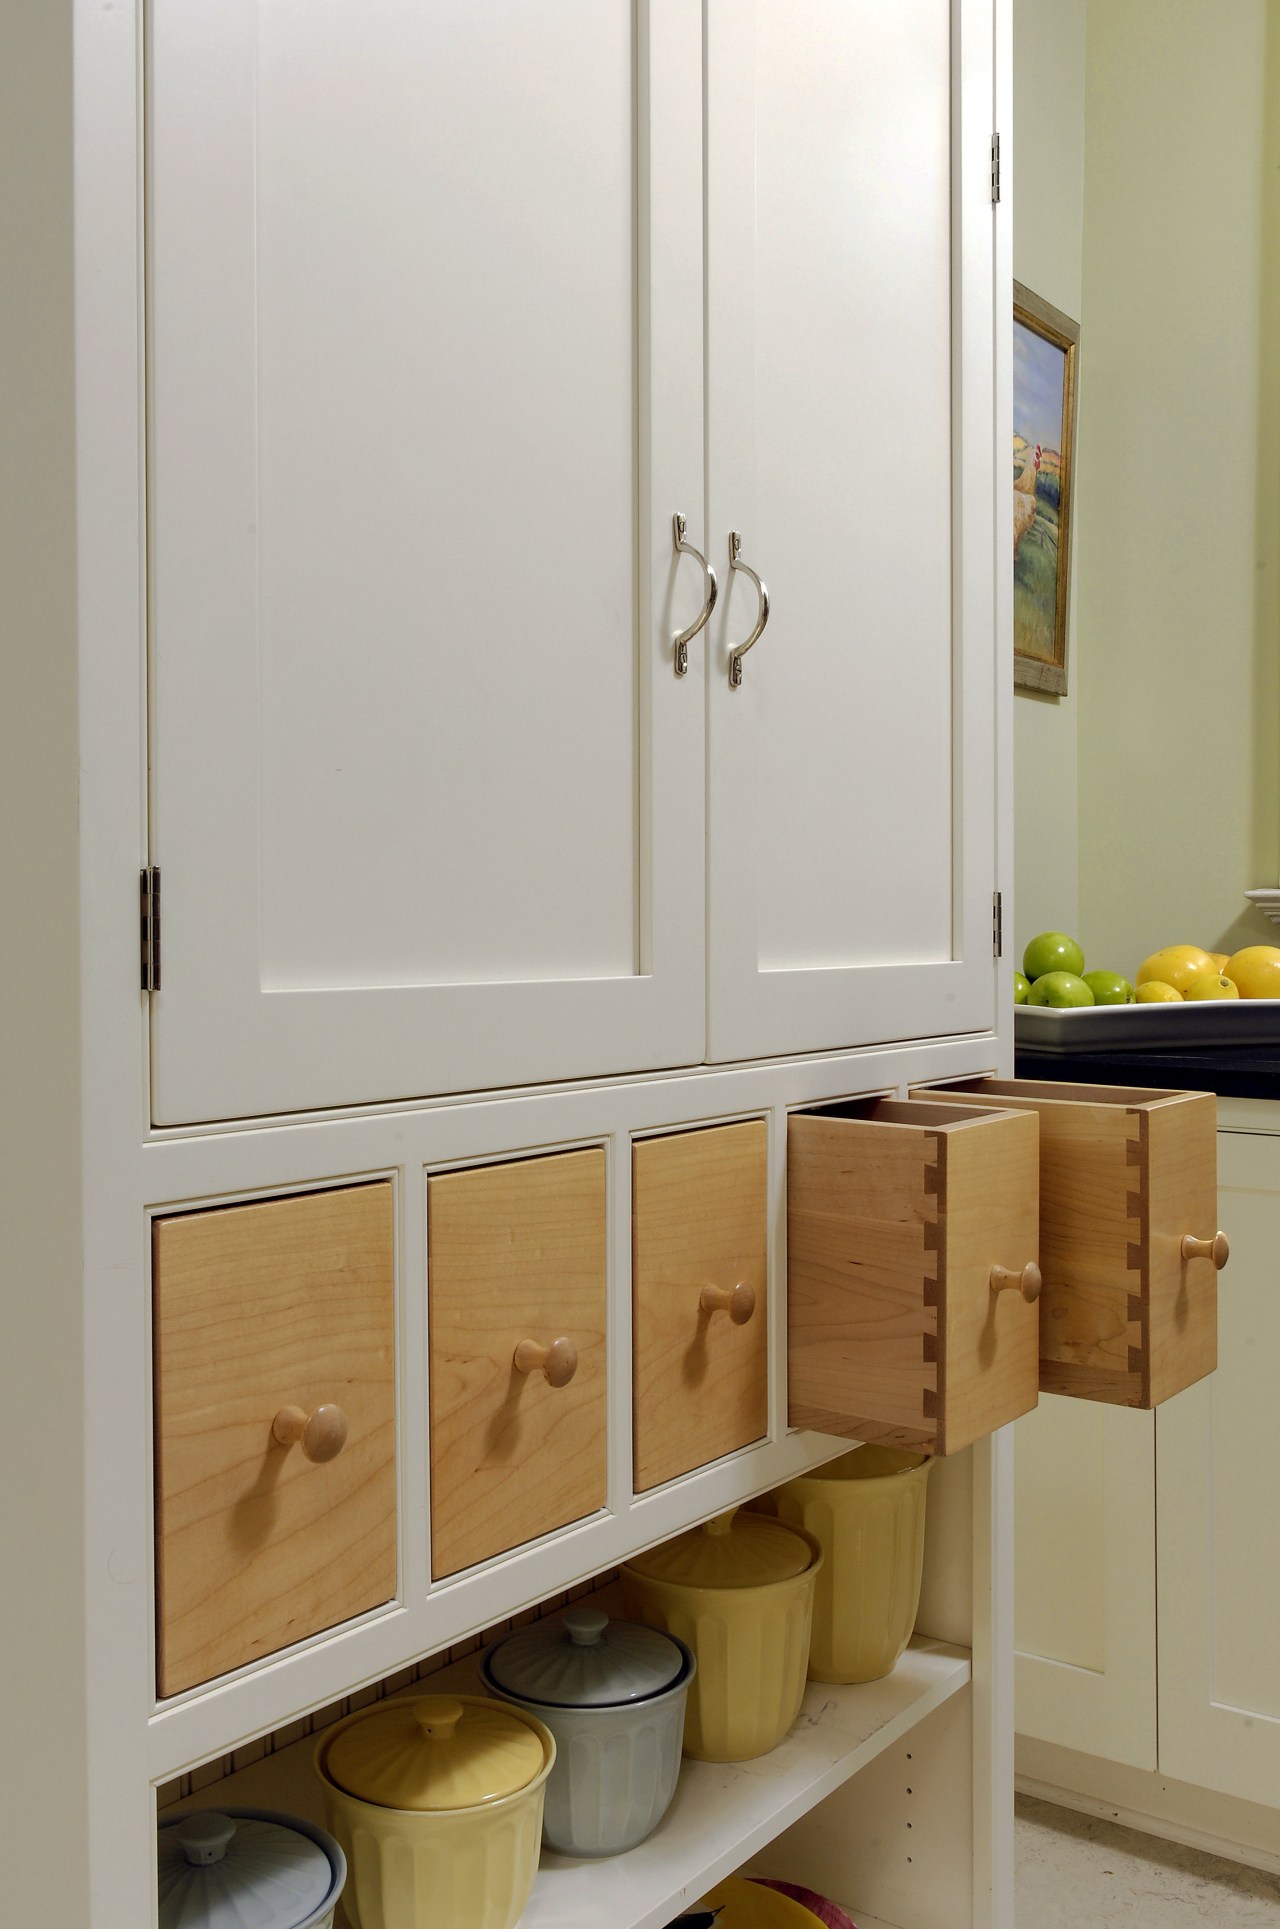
671, 513, 718, 677
726, 531, 770, 687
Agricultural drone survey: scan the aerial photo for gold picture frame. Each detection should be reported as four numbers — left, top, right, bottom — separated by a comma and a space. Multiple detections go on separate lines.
1013, 281, 1079, 695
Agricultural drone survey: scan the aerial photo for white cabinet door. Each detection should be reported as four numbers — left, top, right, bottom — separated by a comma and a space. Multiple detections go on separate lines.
148, 1, 706, 1122
704, 0, 999, 1062
1013, 1397, 1157, 1771
1156, 1126, 1280, 1803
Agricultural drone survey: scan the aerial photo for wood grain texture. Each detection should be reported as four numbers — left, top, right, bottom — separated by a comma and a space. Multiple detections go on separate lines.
1145, 1093, 1218, 1405
153, 1183, 397, 1698
633, 1120, 768, 1492
428, 1149, 606, 1577
917, 1080, 1219, 1407
936, 1110, 1040, 1454
787, 1111, 939, 1446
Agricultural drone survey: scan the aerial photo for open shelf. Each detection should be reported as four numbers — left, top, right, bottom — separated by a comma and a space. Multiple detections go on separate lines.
176, 1636, 968, 1929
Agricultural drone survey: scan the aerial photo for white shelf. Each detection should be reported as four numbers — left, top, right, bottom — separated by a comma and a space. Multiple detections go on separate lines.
177, 1637, 968, 1929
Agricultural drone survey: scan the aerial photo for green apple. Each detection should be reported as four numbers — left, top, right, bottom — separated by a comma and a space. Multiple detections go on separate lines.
1026, 970, 1094, 1008
1013, 971, 1031, 1005
1082, 969, 1134, 1006
1023, 930, 1086, 981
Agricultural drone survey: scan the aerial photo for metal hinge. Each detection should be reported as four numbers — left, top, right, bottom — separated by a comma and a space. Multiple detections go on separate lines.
140, 867, 161, 991
991, 132, 1002, 204
993, 889, 1004, 959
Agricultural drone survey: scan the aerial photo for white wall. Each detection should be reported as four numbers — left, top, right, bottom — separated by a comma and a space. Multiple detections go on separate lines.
1075, 2, 1280, 974
1011, 0, 1087, 957
0, 3, 89, 1919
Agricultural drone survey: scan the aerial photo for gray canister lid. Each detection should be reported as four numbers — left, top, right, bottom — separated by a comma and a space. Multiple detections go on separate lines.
485, 1606, 685, 1706
157, 1811, 335, 1929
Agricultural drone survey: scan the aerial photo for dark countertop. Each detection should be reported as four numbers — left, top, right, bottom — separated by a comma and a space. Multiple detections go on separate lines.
1015, 1043, 1280, 1102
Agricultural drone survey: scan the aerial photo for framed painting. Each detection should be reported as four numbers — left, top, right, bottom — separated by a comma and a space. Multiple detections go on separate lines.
1013, 281, 1079, 695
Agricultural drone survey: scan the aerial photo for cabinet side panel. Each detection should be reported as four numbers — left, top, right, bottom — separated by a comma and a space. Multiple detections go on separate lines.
787, 1117, 938, 1447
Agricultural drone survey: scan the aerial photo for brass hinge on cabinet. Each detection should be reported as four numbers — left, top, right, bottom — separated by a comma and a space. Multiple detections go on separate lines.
991, 133, 1002, 204
993, 890, 1003, 959
140, 866, 161, 991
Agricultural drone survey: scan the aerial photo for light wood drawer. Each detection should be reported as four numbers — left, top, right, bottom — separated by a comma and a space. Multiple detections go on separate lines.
428, 1147, 606, 1577
633, 1119, 768, 1493
153, 1182, 397, 1698
913, 1077, 1223, 1407
788, 1099, 1040, 1455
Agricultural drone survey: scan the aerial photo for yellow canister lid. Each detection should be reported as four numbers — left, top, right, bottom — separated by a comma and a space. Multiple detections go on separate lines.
625, 1506, 815, 1590
323, 1695, 545, 1811
803, 1445, 930, 1482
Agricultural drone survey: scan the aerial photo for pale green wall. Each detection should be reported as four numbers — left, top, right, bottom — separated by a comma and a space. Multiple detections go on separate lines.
1014, 3, 1280, 979
1012, 0, 1087, 957
1075, 2, 1280, 974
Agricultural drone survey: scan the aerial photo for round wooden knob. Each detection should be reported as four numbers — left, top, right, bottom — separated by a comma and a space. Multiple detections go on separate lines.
513, 1336, 578, 1387
271, 1402, 349, 1463
1181, 1230, 1230, 1270
989, 1262, 1042, 1304
699, 1282, 757, 1325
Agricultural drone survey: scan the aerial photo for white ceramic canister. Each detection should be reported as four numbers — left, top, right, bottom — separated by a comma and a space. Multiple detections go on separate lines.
480, 1605, 694, 1857
314, 1693, 554, 1929
157, 1807, 346, 1929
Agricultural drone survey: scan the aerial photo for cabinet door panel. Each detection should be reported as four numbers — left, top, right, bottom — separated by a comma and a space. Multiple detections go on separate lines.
148, 0, 705, 1122
428, 1149, 607, 1577
705, 0, 997, 1060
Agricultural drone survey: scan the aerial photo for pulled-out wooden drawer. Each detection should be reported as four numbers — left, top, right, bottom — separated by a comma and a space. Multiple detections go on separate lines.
633, 1119, 768, 1492
912, 1078, 1224, 1407
153, 1182, 397, 1698
788, 1098, 1040, 1455
428, 1147, 607, 1577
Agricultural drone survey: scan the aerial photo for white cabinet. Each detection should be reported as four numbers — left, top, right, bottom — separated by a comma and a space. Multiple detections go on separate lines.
147, 0, 999, 1125
1015, 1103, 1280, 1841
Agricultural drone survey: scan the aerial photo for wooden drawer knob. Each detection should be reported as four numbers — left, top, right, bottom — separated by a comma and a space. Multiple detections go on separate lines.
513, 1335, 578, 1387
989, 1262, 1042, 1304
271, 1402, 349, 1463
699, 1282, 757, 1324
1181, 1230, 1230, 1270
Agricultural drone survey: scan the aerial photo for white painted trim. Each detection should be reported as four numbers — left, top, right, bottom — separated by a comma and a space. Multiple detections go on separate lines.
1017, 1775, 1280, 1879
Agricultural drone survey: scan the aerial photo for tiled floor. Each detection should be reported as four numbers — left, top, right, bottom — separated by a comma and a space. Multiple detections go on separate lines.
1017, 1794, 1280, 1925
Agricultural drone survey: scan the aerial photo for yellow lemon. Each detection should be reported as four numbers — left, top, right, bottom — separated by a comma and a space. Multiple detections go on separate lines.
1184, 974, 1240, 1000
1225, 946, 1280, 999
1135, 981, 1182, 1003
1209, 952, 1230, 972
1135, 945, 1217, 994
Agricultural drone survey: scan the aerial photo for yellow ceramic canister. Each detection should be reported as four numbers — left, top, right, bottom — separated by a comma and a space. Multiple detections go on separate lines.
767, 1445, 932, 1683
314, 1694, 554, 1929
620, 1506, 822, 1762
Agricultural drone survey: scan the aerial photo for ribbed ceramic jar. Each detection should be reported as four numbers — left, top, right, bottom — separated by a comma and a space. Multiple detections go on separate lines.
620, 1507, 822, 1763
314, 1694, 554, 1929
480, 1606, 694, 1857
157, 1807, 346, 1929
767, 1445, 932, 1682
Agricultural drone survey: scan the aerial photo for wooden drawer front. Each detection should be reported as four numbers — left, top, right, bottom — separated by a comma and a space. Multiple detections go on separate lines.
428, 1148, 606, 1578
153, 1183, 397, 1698
633, 1120, 768, 1493
914, 1079, 1220, 1407
788, 1100, 1040, 1456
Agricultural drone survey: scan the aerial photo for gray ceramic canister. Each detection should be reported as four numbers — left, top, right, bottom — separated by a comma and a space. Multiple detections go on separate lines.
158, 1807, 346, 1929
481, 1607, 695, 1858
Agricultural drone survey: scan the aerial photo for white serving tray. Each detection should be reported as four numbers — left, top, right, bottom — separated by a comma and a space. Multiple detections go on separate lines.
1015, 1000, 1280, 1052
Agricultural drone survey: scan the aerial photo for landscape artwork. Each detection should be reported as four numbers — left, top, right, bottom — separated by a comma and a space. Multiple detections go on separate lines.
1012, 281, 1079, 694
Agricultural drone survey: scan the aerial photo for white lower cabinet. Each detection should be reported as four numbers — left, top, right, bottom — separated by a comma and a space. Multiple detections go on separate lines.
1016, 1104, 1280, 1841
